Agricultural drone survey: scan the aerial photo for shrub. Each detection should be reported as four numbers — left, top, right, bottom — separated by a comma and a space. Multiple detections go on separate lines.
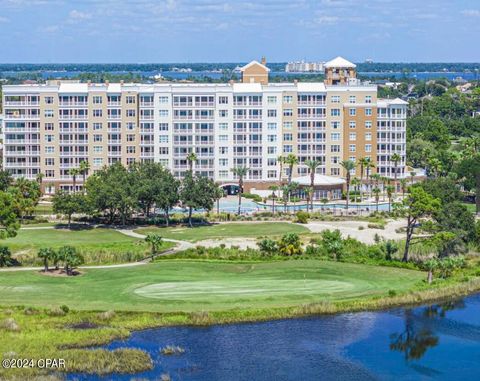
0, 318, 20, 332
190, 311, 211, 325
257, 238, 278, 256
295, 211, 309, 224
49, 307, 66, 317
23, 307, 39, 315
0, 246, 13, 267
278, 233, 303, 256
60, 305, 70, 313
97, 310, 116, 321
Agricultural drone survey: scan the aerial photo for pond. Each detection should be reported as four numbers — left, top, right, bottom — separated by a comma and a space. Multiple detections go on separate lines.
68, 294, 480, 380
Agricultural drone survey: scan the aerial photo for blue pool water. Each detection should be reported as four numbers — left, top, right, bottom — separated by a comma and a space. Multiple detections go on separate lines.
68, 294, 480, 380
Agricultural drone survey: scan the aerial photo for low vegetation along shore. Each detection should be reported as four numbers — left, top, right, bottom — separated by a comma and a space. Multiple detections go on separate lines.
2, 255, 480, 379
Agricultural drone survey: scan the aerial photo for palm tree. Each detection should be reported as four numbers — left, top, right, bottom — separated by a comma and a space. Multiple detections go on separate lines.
358, 157, 370, 202
284, 154, 298, 186
305, 159, 321, 210
230, 166, 249, 215
79, 160, 90, 192
410, 171, 416, 186
38, 247, 54, 273
68, 168, 81, 193
391, 153, 402, 193
269, 185, 279, 214
186, 152, 197, 172
370, 173, 381, 199
399, 178, 408, 199
277, 156, 285, 183
36, 172, 44, 185
365, 159, 375, 199
351, 177, 360, 203
304, 186, 314, 211
340, 160, 355, 211
373, 187, 381, 212
281, 184, 290, 212
386, 185, 395, 213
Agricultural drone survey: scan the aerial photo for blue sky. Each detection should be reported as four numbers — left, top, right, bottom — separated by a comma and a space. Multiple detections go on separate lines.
0, 0, 479, 63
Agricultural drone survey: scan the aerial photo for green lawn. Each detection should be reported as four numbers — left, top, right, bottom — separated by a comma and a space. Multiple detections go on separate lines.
462, 202, 476, 213
0, 260, 424, 312
135, 222, 309, 242
34, 203, 54, 215
3, 227, 174, 266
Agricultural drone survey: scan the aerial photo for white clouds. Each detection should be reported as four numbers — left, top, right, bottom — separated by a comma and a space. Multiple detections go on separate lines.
0, 16, 9, 22
68, 9, 92, 22
461, 9, 480, 17
39, 25, 59, 33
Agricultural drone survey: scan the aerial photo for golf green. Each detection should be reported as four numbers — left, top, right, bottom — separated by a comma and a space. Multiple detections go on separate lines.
0, 260, 424, 312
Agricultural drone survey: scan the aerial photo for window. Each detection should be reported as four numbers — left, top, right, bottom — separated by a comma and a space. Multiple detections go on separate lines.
267, 146, 277, 154
45, 134, 54, 142
93, 109, 102, 117
45, 110, 54, 117
45, 146, 54, 154
158, 96, 169, 104
267, 170, 277, 178
331, 95, 340, 103
331, 168, 340, 176
45, 158, 54, 166
365, 121, 372, 129
267, 135, 277, 142
159, 135, 169, 143
365, 108, 372, 116
365, 144, 372, 152
331, 121, 340, 129
349, 108, 356, 116
126, 96, 136, 104
219, 123, 228, 130
126, 134, 135, 142
126, 109, 136, 117
93, 146, 103, 153
267, 158, 277, 166
219, 170, 229, 179
159, 123, 169, 131
126, 122, 135, 130
283, 145, 293, 153
331, 145, 340, 153
283, 109, 293, 117
93, 158, 103, 167
45, 96, 54, 104
126, 146, 136, 154
331, 156, 339, 164
219, 110, 228, 117
349, 144, 356, 152
93, 123, 102, 130
365, 95, 372, 104
267, 122, 277, 130
45, 123, 54, 131
365, 132, 372, 141
283, 121, 293, 129
45, 170, 54, 178
93, 96, 102, 104
267, 109, 277, 117
159, 147, 169, 155
349, 95, 356, 103
219, 147, 228, 155
283, 133, 293, 141
219, 96, 228, 104
331, 109, 340, 116
219, 158, 228, 166
331, 133, 340, 141
349, 121, 356, 129
93, 135, 103, 142
267, 96, 277, 104
159, 110, 169, 117
283, 95, 293, 104
219, 135, 228, 142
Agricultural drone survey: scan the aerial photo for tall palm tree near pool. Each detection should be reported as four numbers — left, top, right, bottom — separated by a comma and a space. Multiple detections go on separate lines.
370, 173, 381, 199
68, 168, 81, 193
186, 152, 197, 172
340, 160, 355, 211
277, 155, 285, 183
269, 185, 279, 214
351, 177, 360, 203
305, 159, 321, 210
358, 157, 370, 201
230, 166, 249, 215
410, 171, 416, 185
365, 159, 375, 199
79, 160, 90, 193
386, 185, 395, 213
399, 178, 408, 199
284, 154, 298, 186
373, 187, 381, 212
391, 153, 402, 192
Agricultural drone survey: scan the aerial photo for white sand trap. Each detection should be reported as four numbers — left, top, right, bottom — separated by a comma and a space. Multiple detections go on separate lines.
133, 279, 355, 300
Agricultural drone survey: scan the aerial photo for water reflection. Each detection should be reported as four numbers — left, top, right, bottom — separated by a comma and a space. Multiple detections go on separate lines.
389, 300, 466, 361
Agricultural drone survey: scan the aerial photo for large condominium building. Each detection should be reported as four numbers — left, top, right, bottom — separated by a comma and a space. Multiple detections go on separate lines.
2, 57, 407, 198
285, 60, 325, 73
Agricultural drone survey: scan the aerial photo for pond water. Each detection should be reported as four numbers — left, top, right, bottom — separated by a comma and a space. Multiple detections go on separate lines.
68, 294, 480, 380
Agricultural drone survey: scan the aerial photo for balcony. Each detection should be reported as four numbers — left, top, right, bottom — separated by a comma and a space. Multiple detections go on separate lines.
139, 115, 154, 120
195, 102, 215, 107
107, 101, 121, 106
5, 114, 40, 120
59, 101, 88, 107
298, 101, 326, 106
140, 102, 154, 107
59, 115, 88, 120
4, 101, 40, 106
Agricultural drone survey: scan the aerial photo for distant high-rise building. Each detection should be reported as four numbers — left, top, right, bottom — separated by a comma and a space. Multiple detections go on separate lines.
2, 56, 407, 197
285, 61, 325, 73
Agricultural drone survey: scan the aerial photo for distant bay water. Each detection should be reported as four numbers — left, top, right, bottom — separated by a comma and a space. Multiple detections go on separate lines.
1, 70, 479, 81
